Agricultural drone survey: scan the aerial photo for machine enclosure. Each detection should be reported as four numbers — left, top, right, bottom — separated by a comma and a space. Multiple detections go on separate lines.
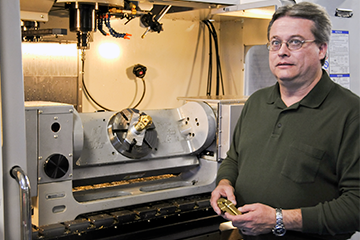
25, 99, 244, 226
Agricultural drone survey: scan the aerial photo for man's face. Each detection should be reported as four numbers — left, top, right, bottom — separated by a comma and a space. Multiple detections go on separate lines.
268, 16, 327, 85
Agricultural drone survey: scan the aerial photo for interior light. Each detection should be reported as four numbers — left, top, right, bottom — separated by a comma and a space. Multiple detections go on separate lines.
98, 42, 121, 59
246, 8, 274, 18
216, 6, 275, 19
22, 43, 77, 57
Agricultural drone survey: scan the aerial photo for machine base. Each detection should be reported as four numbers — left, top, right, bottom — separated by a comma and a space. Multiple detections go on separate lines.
32, 194, 243, 240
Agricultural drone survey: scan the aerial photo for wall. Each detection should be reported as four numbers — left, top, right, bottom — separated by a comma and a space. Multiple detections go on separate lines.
219, 17, 270, 97
82, 14, 215, 112
80, 13, 270, 112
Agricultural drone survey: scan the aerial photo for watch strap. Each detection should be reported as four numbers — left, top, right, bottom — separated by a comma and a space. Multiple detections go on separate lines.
272, 208, 286, 236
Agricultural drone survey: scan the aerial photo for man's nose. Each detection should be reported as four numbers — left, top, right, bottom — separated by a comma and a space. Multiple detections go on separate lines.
277, 42, 291, 56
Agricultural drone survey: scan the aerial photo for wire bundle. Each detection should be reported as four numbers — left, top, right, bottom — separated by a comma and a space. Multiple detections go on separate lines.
202, 20, 225, 96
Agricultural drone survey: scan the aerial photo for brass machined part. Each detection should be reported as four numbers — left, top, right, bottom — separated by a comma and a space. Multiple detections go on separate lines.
73, 174, 176, 192
217, 198, 242, 215
134, 115, 152, 132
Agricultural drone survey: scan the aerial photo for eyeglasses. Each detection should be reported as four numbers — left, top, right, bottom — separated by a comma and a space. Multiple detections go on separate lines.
267, 39, 316, 51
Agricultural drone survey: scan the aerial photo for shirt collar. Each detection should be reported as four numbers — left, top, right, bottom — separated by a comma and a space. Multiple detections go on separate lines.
267, 70, 334, 109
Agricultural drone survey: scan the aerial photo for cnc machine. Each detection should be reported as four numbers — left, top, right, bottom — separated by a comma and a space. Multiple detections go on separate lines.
26, 98, 244, 239
4, 0, 358, 239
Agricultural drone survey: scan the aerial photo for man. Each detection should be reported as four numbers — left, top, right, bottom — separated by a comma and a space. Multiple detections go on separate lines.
210, 2, 360, 240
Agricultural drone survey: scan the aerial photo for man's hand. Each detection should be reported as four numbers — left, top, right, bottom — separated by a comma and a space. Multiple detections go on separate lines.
226, 203, 276, 236
225, 204, 303, 236
210, 179, 237, 215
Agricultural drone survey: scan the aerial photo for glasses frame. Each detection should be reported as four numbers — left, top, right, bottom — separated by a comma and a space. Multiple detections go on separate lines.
267, 39, 316, 51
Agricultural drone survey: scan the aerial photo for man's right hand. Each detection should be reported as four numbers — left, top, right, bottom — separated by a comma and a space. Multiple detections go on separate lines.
210, 179, 237, 215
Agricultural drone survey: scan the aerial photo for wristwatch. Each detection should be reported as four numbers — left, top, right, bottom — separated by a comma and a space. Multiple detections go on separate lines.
272, 208, 286, 236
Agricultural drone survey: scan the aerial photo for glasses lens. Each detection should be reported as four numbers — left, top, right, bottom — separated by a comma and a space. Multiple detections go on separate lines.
288, 40, 302, 50
269, 41, 280, 51
268, 39, 309, 51
267, 42, 273, 50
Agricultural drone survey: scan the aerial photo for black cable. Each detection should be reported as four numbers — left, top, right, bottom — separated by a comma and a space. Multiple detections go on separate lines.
202, 20, 225, 96
81, 51, 144, 111
80, 50, 114, 111
204, 20, 218, 96
208, 21, 220, 95
133, 78, 146, 108
207, 20, 225, 96
209, 21, 224, 95
203, 20, 212, 96
207, 23, 213, 96
131, 65, 147, 108
132, 78, 146, 109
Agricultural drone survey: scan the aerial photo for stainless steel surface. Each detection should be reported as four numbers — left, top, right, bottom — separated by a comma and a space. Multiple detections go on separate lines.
22, 43, 81, 111
11, 166, 32, 240
217, 103, 244, 160
73, 155, 199, 180
244, 45, 277, 96
33, 157, 219, 226
78, 101, 217, 167
73, 110, 84, 161
178, 96, 246, 160
25, 102, 75, 186
24, 76, 79, 108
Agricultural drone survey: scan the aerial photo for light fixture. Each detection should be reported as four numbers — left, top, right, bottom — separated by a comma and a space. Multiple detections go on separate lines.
22, 43, 77, 57
214, 6, 275, 19
98, 42, 121, 59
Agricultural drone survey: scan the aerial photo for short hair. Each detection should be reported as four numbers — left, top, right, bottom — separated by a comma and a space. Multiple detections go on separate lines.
267, 2, 332, 65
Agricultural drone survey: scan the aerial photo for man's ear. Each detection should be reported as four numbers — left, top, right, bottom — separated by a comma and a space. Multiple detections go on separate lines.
318, 42, 328, 60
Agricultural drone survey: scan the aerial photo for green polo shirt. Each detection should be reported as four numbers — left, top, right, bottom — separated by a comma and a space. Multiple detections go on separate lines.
216, 70, 360, 239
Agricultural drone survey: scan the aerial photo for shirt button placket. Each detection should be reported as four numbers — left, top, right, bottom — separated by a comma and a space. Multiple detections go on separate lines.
273, 112, 284, 135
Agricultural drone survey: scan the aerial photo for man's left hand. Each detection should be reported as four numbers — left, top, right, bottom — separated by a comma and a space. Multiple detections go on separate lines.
224, 203, 276, 236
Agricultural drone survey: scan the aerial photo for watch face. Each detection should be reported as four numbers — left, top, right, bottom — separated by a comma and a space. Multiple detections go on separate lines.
273, 226, 286, 236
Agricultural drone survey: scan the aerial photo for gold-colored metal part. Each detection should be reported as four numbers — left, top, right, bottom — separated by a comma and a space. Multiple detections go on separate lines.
134, 115, 152, 132
217, 198, 242, 215
73, 174, 177, 192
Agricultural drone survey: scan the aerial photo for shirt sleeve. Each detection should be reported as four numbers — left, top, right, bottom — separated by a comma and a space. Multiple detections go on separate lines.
302, 115, 360, 235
